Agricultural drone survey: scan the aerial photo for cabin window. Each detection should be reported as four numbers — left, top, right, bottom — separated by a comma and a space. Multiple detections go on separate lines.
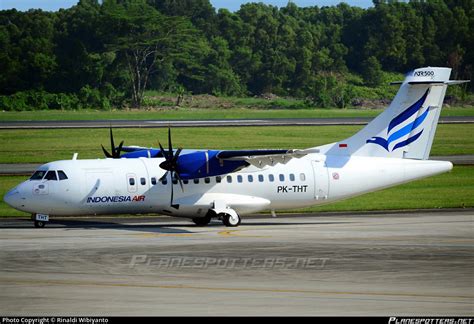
45, 171, 58, 181
129, 178, 135, 186
151, 177, 157, 185
161, 178, 167, 185
258, 175, 264, 182
248, 175, 253, 183
30, 170, 46, 181
300, 173, 306, 181
269, 174, 274, 182
183, 179, 189, 185
194, 178, 199, 184
204, 177, 210, 184
227, 175, 232, 183
172, 178, 178, 185
216, 176, 222, 183
237, 175, 243, 183
140, 177, 146, 185
279, 174, 285, 182
57, 170, 68, 180
289, 174, 295, 182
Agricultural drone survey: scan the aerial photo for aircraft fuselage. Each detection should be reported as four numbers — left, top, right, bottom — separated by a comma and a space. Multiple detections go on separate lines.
4, 154, 452, 219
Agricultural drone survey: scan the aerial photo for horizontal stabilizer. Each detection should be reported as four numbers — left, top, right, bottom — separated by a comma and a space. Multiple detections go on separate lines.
391, 80, 470, 85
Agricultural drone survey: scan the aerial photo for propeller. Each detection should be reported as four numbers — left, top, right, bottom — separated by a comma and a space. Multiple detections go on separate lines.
158, 128, 184, 209
101, 126, 124, 159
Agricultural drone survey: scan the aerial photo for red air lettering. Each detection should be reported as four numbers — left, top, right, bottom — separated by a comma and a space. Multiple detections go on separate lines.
132, 195, 145, 202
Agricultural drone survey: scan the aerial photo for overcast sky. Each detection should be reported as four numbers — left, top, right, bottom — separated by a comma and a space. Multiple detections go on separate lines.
0, 0, 374, 12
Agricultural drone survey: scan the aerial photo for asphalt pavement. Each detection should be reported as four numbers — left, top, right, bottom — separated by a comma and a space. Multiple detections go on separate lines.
0, 210, 472, 316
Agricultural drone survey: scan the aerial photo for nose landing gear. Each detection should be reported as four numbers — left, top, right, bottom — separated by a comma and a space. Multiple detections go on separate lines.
191, 209, 242, 227
34, 220, 46, 228
31, 214, 49, 228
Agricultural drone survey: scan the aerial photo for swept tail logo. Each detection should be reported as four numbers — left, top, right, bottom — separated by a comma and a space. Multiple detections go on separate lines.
366, 90, 430, 151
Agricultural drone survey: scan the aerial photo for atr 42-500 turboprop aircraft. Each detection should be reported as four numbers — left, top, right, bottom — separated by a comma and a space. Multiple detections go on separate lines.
4, 67, 470, 228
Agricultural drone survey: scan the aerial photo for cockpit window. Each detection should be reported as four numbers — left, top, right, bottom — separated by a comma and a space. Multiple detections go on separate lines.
44, 171, 58, 181
30, 170, 47, 180
57, 170, 68, 180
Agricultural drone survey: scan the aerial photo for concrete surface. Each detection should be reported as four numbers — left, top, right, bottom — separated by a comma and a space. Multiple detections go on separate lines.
0, 210, 472, 316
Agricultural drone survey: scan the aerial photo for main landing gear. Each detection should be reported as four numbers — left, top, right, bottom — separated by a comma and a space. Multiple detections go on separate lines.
192, 210, 241, 227
221, 213, 241, 227
192, 214, 212, 226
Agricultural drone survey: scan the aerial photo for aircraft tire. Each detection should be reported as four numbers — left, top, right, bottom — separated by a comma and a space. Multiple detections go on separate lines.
222, 213, 241, 227
192, 215, 212, 226
34, 220, 46, 228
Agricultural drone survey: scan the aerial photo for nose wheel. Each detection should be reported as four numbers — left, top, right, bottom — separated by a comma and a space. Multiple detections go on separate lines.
34, 220, 46, 228
31, 214, 49, 228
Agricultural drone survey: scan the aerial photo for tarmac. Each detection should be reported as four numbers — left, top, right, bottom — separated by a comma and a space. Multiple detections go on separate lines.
0, 210, 472, 316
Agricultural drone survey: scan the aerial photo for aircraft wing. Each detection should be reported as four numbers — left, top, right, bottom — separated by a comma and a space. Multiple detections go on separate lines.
216, 148, 319, 168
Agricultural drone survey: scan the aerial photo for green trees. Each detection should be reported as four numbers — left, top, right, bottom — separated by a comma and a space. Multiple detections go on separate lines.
102, 0, 194, 107
361, 56, 384, 87
0, 0, 472, 110
0, 9, 57, 94
202, 36, 242, 96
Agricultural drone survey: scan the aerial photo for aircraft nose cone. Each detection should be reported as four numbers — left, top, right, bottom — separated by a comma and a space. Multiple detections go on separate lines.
4, 187, 21, 209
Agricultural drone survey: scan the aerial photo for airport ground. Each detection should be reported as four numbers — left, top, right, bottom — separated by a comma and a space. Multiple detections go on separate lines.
0, 210, 472, 316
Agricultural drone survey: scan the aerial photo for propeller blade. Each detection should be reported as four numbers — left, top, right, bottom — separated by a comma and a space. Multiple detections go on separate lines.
174, 171, 185, 192
170, 172, 180, 210
109, 127, 115, 157
170, 172, 174, 207
168, 127, 173, 158
171, 147, 182, 167
115, 140, 124, 158
158, 127, 182, 208
158, 141, 168, 159
101, 145, 113, 158
159, 171, 168, 182
101, 126, 124, 159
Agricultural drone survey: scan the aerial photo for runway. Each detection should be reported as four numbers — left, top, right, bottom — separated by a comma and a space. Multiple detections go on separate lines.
1, 116, 474, 129
0, 210, 472, 316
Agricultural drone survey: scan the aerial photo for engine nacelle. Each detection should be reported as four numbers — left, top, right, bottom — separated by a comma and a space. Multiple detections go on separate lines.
121, 149, 247, 179
176, 150, 248, 180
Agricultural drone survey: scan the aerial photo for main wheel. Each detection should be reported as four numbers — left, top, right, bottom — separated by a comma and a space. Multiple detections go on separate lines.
34, 220, 45, 228
192, 215, 212, 226
222, 213, 241, 227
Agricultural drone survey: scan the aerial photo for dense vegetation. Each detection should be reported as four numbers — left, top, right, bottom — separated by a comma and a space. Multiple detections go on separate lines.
0, 0, 472, 110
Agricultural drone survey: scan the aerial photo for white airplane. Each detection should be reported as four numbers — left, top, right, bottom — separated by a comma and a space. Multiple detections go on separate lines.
4, 67, 469, 228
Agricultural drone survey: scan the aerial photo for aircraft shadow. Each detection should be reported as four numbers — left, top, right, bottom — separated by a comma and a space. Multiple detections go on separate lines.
0, 218, 353, 233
